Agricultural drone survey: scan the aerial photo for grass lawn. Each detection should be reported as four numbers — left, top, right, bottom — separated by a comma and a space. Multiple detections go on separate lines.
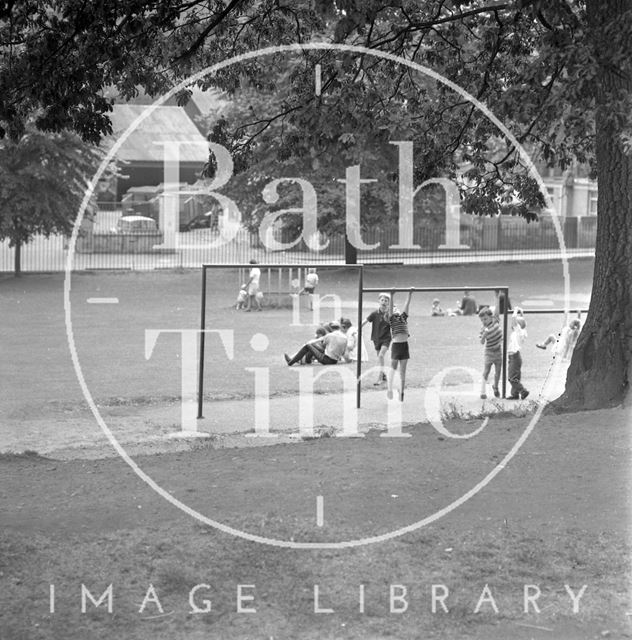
0, 406, 630, 640
3, 260, 593, 419
3, 258, 630, 639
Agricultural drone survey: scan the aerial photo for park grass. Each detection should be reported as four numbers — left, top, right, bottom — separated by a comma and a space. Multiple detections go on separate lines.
0, 520, 627, 640
3, 261, 594, 422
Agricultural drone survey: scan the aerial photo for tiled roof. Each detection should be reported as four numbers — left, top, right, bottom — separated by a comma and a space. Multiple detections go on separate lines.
108, 104, 208, 163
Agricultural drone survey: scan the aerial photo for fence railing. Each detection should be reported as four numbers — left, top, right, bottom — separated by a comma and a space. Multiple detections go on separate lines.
1, 214, 596, 273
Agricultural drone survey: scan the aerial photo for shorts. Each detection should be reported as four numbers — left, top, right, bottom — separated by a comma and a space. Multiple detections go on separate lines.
390, 341, 410, 360
484, 350, 502, 369
304, 286, 315, 294
247, 283, 259, 296
373, 339, 391, 353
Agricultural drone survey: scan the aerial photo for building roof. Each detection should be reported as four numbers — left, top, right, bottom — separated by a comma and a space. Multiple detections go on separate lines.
187, 88, 228, 116
108, 104, 208, 163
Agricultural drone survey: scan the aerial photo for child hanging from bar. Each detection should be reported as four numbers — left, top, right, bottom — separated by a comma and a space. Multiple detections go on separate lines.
536, 310, 582, 362
386, 289, 414, 402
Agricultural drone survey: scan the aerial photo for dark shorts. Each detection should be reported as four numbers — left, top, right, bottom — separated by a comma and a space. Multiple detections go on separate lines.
304, 286, 315, 294
373, 339, 391, 353
390, 341, 410, 360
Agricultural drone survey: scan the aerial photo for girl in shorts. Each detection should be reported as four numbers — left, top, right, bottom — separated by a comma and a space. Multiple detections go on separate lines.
387, 289, 413, 402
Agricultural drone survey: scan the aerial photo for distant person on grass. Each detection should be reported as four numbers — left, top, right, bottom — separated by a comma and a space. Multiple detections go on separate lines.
245, 259, 262, 312
458, 290, 478, 316
387, 290, 413, 402
507, 307, 529, 400
495, 289, 512, 315
537, 311, 582, 361
300, 268, 319, 310
284, 320, 348, 366
431, 298, 445, 316
362, 293, 392, 385
478, 298, 503, 399
235, 284, 248, 310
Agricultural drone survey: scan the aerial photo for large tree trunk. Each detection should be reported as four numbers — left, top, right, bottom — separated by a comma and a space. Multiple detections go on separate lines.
556, 0, 632, 409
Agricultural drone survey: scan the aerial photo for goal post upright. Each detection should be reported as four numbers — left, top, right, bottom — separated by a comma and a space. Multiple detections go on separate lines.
356, 266, 364, 412
197, 265, 208, 419
358, 285, 511, 408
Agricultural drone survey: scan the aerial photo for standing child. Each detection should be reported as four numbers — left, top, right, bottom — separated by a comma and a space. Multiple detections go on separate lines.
361, 293, 392, 385
235, 284, 248, 310
478, 301, 503, 399
507, 307, 529, 400
386, 290, 413, 402
301, 268, 319, 310
245, 259, 262, 312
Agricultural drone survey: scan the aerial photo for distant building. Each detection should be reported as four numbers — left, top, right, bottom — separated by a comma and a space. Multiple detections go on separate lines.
540, 165, 598, 218
104, 104, 208, 200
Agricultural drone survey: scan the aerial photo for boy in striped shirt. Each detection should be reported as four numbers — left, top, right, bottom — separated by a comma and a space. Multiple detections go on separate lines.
478, 305, 503, 399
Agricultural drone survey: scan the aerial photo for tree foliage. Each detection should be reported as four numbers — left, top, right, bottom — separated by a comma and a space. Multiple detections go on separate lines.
0, 128, 103, 273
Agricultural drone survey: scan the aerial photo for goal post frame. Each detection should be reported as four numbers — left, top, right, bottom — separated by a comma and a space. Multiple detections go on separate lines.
198, 262, 365, 419
357, 285, 511, 408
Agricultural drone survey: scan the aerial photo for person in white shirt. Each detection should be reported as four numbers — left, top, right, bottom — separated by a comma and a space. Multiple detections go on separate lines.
245, 259, 262, 311
300, 268, 319, 310
284, 320, 348, 366
507, 307, 529, 400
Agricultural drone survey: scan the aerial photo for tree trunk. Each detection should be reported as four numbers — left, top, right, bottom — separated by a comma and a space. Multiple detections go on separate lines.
556, 0, 632, 409
14, 241, 21, 277
344, 233, 357, 264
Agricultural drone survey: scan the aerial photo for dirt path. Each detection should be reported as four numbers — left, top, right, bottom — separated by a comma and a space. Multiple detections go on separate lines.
2, 407, 629, 539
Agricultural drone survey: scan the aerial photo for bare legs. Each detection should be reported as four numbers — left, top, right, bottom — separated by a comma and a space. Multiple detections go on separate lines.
374, 345, 389, 384
387, 359, 408, 401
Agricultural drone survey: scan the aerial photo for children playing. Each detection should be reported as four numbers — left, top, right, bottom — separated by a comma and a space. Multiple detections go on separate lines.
507, 307, 529, 400
478, 301, 503, 399
386, 290, 413, 402
284, 320, 348, 366
362, 293, 392, 385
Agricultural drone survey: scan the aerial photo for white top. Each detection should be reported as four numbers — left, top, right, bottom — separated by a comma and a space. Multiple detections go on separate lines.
249, 267, 261, 286
555, 325, 580, 360
508, 324, 527, 354
305, 272, 319, 288
344, 327, 369, 362
323, 330, 348, 360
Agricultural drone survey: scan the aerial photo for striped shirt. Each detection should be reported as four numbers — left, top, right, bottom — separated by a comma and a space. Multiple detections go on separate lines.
390, 312, 409, 338
482, 321, 503, 353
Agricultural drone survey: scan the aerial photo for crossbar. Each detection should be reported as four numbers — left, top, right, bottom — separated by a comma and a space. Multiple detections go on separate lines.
363, 286, 509, 293
521, 308, 587, 314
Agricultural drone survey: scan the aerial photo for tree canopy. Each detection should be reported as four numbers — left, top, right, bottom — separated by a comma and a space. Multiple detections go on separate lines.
0, 127, 103, 274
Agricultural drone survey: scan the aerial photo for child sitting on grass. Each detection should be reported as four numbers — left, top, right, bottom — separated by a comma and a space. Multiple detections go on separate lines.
431, 298, 445, 316
235, 284, 248, 310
